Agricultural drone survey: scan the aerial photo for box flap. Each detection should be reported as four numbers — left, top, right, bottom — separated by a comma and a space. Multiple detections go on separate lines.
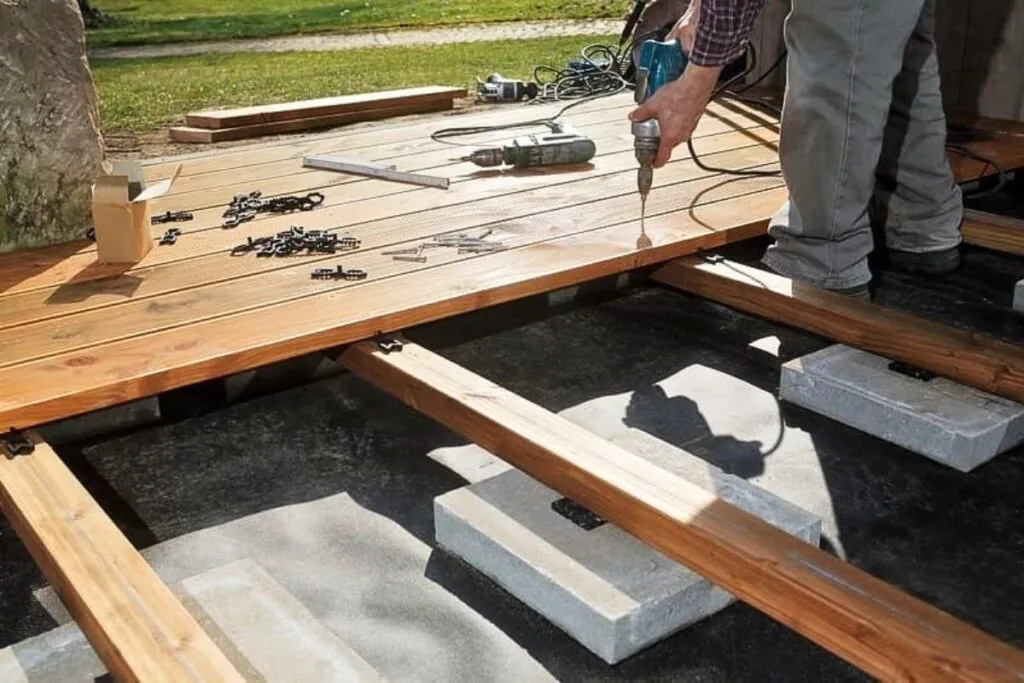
93, 174, 131, 205
132, 164, 183, 203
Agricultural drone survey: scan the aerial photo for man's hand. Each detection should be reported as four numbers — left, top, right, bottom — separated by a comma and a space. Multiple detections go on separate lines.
628, 63, 722, 168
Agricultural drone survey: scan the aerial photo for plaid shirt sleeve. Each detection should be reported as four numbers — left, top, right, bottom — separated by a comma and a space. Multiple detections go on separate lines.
689, 0, 766, 67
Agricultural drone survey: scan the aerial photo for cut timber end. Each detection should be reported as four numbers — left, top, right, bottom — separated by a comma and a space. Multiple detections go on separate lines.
0, 432, 244, 682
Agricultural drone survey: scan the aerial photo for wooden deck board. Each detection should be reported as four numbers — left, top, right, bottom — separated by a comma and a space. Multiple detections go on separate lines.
0, 129, 778, 302
0, 130, 782, 333
0, 94, 1021, 430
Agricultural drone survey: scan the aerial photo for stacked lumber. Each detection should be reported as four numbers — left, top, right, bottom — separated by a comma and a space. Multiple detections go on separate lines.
169, 85, 467, 143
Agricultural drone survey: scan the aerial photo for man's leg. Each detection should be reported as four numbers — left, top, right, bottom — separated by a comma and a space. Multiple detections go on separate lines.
871, 0, 963, 273
762, 0, 929, 292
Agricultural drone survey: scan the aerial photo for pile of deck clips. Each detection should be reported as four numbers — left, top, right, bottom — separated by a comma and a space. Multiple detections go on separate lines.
230, 227, 360, 257
222, 191, 326, 228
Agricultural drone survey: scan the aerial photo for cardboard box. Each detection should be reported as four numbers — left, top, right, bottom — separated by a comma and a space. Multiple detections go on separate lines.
91, 161, 182, 264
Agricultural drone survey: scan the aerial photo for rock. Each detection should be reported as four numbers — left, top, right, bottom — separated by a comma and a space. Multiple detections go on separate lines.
0, 0, 104, 251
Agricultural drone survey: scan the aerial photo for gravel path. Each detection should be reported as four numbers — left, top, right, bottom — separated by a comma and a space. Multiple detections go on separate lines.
89, 18, 624, 60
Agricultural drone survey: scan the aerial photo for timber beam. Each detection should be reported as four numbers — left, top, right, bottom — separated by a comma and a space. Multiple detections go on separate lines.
963, 209, 1024, 257
649, 256, 1024, 404
339, 337, 1024, 682
0, 432, 243, 682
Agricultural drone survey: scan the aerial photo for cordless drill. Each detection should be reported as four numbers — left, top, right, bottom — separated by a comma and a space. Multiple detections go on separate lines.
458, 121, 597, 169
632, 38, 688, 237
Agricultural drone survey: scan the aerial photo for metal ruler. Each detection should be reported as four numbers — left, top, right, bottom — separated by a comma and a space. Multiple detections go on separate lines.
302, 154, 450, 190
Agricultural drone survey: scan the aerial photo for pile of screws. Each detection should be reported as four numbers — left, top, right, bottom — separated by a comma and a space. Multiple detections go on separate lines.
159, 227, 182, 245
426, 230, 507, 254
383, 229, 506, 262
231, 227, 360, 257
222, 190, 325, 228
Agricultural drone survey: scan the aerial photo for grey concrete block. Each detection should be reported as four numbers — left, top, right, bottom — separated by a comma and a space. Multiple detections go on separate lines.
1014, 279, 1024, 311
35, 397, 161, 445
179, 559, 386, 682
13, 558, 386, 682
434, 441, 821, 664
780, 344, 1024, 472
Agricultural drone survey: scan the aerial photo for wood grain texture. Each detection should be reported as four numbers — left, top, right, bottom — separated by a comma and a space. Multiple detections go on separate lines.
0, 135, 782, 337
651, 256, 1024, 403
962, 209, 1024, 255
184, 86, 467, 129
143, 94, 636, 181
0, 187, 779, 429
0, 122, 779, 300
0, 433, 244, 682
339, 338, 1024, 682
169, 98, 458, 143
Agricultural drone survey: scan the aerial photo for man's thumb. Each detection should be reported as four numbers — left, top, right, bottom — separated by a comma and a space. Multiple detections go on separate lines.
628, 102, 654, 122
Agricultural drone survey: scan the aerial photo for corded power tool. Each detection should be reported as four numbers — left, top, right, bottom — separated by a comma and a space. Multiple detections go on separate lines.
631, 37, 688, 245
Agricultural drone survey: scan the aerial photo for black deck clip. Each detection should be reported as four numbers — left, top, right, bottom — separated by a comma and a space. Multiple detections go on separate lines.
1, 429, 35, 458
152, 210, 194, 225
373, 332, 403, 354
159, 227, 182, 245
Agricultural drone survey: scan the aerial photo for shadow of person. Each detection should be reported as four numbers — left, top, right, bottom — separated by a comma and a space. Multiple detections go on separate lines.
624, 384, 768, 480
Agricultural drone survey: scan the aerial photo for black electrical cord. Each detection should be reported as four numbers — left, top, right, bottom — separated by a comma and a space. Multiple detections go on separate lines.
430, 30, 659, 146
687, 40, 783, 177
946, 144, 1010, 199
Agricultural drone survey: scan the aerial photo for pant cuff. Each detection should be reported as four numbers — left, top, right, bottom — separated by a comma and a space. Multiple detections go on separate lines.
761, 249, 872, 290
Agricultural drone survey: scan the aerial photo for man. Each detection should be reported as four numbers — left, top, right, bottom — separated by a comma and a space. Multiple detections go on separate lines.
629, 0, 964, 299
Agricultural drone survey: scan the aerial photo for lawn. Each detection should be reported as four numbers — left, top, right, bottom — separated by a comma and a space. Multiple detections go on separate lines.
91, 34, 622, 134
87, 0, 622, 47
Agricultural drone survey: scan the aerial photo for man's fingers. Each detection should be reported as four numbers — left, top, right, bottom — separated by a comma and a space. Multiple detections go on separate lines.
628, 102, 654, 122
654, 140, 673, 168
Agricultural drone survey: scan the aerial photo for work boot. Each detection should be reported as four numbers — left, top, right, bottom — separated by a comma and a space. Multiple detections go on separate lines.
827, 283, 871, 301
887, 245, 962, 275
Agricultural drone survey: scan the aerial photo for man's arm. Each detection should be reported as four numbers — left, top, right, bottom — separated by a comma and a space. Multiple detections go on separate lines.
628, 0, 766, 168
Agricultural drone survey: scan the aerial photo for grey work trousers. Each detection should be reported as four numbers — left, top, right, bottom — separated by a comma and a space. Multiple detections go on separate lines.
762, 0, 963, 290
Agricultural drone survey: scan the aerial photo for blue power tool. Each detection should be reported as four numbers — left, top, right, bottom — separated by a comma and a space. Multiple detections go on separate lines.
631, 38, 688, 237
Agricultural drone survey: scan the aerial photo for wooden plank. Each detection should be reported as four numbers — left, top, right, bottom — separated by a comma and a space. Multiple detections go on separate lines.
0, 147, 784, 366
338, 338, 1024, 682
0, 432, 243, 682
161, 102, 640, 200
143, 93, 638, 180
650, 256, 1024, 403
962, 209, 1024, 256
0, 122, 780, 299
0, 142, 782, 335
184, 86, 467, 129
169, 97, 459, 144
0, 184, 779, 430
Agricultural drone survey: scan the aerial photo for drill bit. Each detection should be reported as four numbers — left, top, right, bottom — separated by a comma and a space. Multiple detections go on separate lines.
632, 119, 659, 250
637, 164, 653, 249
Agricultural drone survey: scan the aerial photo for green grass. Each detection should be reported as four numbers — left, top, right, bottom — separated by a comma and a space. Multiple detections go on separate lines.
91, 35, 620, 134
88, 0, 621, 48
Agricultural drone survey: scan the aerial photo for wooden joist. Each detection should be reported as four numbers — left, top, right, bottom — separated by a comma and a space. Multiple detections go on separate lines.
183, 85, 467, 129
962, 208, 1024, 256
0, 433, 243, 682
650, 256, 1024, 403
339, 338, 1024, 682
